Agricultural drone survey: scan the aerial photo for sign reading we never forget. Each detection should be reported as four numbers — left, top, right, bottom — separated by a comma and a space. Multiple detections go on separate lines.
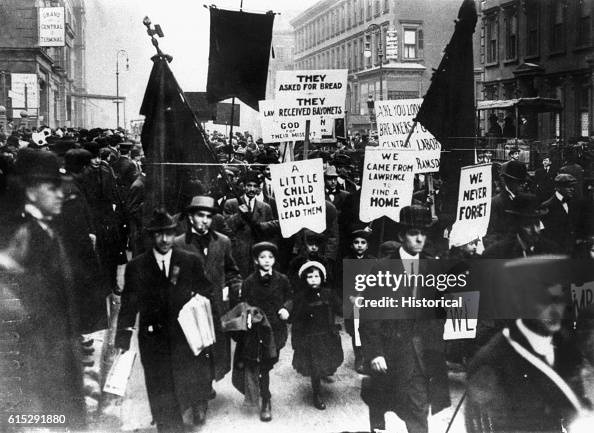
451, 164, 492, 241
274, 70, 348, 121
375, 99, 441, 173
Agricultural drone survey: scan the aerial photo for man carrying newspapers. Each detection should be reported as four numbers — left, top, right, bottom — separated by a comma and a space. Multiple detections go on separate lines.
115, 208, 218, 432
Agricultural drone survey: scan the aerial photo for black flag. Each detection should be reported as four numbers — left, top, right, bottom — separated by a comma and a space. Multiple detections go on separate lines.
140, 55, 217, 213
415, 0, 478, 221
416, 0, 477, 161
206, 8, 274, 110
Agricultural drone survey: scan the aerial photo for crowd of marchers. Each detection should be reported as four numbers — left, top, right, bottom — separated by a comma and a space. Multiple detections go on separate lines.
1, 124, 594, 433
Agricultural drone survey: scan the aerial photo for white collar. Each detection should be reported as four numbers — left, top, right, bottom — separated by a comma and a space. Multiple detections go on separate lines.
259, 269, 273, 276
191, 227, 209, 236
555, 191, 565, 202
153, 248, 173, 264
504, 185, 516, 200
399, 246, 419, 260
24, 203, 46, 221
516, 319, 554, 360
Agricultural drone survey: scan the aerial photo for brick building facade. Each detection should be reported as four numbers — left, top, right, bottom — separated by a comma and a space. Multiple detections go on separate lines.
0, 0, 87, 129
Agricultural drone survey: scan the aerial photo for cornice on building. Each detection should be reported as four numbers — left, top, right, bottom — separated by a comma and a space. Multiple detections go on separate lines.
290, 0, 339, 28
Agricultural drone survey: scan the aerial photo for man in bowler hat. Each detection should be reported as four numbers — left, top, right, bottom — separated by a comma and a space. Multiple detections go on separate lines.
0, 148, 86, 428
359, 205, 450, 433
116, 209, 218, 431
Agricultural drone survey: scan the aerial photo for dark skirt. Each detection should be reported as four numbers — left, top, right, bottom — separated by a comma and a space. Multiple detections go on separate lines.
292, 332, 343, 377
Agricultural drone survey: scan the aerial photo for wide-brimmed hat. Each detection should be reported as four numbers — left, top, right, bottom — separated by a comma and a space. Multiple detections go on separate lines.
186, 195, 218, 214
298, 260, 327, 280
324, 165, 339, 177
398, 205, 434, 230
145, 208, 178, 233
554, 173, 577, 186
505, 193, 548, 219
252, 241, 278, 258
501, 160, 527, 181
14, 148, 64, 185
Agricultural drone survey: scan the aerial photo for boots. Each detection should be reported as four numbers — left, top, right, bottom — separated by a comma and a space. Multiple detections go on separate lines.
312, 377, 326, 410
192, 401, 207, 425
260, 398, 272, 422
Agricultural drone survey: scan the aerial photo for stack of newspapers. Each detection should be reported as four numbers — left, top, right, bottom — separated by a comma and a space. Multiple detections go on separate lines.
178, 294, 216, 356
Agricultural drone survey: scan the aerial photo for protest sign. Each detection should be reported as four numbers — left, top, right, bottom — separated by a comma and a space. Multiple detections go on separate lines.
375, 99, 441, 173
450, 163, 492, 245
259, 100, 321, 143
274, 70, 348, 121
359, 148, 415, 223
270, 158, 326, 238
443, 291, 480, 340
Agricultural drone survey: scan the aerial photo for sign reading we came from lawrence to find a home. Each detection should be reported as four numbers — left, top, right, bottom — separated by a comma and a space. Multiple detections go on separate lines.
274, 70, 348, 121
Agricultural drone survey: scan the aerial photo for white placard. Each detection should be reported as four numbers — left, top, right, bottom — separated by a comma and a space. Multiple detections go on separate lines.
274, 69, 348, 121
450, 164, 492, 244
259, 100, 322, 143
375, 99, 441, 173
443, 291, 480, 340
359, 148, 415, 223
270, 158, 326, 238
10, 74, 39, 109
38, 7, 65, 47
103, 350, 137, 396
385, 29, 398, 60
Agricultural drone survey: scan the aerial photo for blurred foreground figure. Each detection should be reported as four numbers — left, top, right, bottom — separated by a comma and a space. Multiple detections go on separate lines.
0, 149, 86, 428
465, 256, 588, 433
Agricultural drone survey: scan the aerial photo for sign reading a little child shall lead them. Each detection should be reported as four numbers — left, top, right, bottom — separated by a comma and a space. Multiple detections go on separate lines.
269, 158, 326, 238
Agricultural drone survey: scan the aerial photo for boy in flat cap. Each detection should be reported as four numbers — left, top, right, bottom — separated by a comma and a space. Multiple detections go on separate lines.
238, 242, 292, 421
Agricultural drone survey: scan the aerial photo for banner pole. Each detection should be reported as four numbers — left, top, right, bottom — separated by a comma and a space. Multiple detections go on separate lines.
427, 174, 436, 219
303, 119, 311, 160
403, 120, 417, 148
228, 97, 236, 161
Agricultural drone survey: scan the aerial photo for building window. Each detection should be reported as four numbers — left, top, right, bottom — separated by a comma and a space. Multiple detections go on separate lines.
578, 0, 591, 46
402, 27, 422, 59
503, 7, 517, 60
360, 0, 364, 24
375, 0, 380, 17
347, 43, 352, 70
486, 14, 498, 64
347, 1, 352, 28
367, 0, 372, 20
526, 1, 538, 56
383, 0, 390, 13
549, 0, 565, 52
342, 5, 346, 32
341, 45, 346, 68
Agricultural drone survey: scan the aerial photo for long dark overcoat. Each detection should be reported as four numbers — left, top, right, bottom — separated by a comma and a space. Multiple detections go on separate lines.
174, 229, 242, 380
116, 248, 218, 423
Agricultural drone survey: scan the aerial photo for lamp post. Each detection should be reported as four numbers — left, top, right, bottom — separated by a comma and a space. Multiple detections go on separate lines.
116, 49, 129, 129
364, 23, 384, 101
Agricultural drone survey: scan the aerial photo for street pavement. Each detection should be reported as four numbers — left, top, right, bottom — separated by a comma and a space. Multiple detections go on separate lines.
86, 265, 467, 433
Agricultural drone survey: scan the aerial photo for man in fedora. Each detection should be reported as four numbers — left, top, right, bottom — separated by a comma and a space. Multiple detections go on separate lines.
324, 165, 350, 216
174, 195, 242, 386
465, 256, 586, 433
486, 160, 528, 247
483, 193, 561, 259
0, 148, 86, 428
359, 205, 450, 433
115, 209, 218, 431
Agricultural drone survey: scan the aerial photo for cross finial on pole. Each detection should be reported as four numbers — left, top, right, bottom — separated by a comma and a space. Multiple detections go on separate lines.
143, 16, 172, 62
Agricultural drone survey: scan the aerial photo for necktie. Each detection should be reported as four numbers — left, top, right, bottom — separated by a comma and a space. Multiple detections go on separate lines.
161, 260, 167, 279
249, 198, 254, 212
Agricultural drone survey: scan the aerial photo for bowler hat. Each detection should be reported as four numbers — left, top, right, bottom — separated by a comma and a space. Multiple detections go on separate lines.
83, 141, 101, 157
398, 205, 434, 230
554, 173, 577, 186
252, 241, 278, 258
242, 170, 261, 185
324, 165, 339, 177
50, 138, 77, 157
14, 148, 64, 185
186, 195, 219, 214
64, 149, 93, 174
500, 160, 527, 181
504, 193, 548, 218
145, 208, 178, 232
